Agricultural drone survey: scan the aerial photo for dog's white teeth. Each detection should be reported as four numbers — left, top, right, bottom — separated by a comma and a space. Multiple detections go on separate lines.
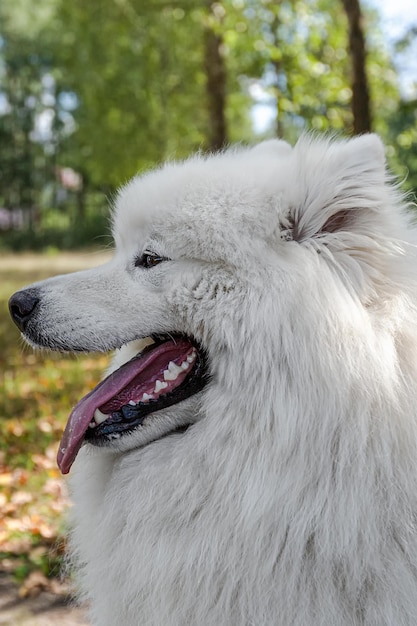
163, 352, 196, 381
187, 350, 197, 364
164, 361, 183, 381
128, 400, 136, 406
94, 408, 109, 425
89, 420, 96, 429
154, 380, 168, 393
142, 393, 153, 402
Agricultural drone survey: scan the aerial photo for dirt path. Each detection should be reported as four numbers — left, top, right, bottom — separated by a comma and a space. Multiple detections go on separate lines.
0, 573, 89, 626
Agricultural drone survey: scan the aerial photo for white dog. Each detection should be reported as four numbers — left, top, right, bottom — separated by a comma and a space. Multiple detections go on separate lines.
9, 135, 417, 625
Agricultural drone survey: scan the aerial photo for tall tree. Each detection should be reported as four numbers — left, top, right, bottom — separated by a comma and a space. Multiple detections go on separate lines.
204, 2, 227, 151
0, 0, 59, 216
341, 0, 372, 134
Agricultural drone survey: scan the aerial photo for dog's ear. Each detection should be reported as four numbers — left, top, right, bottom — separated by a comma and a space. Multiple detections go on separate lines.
293, 134, 389, 243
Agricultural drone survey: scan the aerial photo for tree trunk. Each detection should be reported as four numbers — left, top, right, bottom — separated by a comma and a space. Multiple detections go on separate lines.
270, 11, 284, 138
204, 5, 227, 152
341, 0, 372, 134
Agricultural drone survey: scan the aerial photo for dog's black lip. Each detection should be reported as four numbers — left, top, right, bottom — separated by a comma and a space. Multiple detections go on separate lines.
84, 334, 209, 444
22, 329, 191, 355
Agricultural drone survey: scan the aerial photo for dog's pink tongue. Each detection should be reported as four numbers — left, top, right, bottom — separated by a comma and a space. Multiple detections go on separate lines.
57, 339, 192, 475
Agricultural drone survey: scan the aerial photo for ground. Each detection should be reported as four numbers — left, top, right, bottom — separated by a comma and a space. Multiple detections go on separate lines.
1, 251, 113, 626
0, 572, 89, 625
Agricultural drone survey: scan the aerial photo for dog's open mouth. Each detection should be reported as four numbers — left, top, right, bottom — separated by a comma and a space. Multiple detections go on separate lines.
57, 335, 208, 474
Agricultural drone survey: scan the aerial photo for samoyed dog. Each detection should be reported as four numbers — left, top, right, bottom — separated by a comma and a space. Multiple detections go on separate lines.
9, 134, 417, 625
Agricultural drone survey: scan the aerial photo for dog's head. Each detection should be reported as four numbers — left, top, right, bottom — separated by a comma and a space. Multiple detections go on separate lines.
9, 134, 409, 474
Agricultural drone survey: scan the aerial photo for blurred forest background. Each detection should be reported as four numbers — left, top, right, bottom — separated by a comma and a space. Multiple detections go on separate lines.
0, 0, 417, 251
0, 0, 417, 600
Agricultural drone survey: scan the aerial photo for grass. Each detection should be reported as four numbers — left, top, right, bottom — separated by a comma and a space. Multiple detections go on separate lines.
0, 250, 112, 581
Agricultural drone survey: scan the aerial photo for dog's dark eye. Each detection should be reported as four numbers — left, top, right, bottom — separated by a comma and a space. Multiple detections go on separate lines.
135, 252, 168, 269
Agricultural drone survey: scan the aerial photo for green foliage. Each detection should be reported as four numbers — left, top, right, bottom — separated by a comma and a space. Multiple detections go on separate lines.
0, 202, 111, 251
383, 27, 417, 197
54, 1, 210, 186
386, 97, 417, 198
224, 0, 356, 136
1, 0, 416, 221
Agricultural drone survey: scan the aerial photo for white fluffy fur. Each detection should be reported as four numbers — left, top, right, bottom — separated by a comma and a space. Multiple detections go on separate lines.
23, 135, 417, 624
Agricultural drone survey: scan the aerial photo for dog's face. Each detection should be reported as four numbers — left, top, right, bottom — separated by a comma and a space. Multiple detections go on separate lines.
9, 135, 396, 474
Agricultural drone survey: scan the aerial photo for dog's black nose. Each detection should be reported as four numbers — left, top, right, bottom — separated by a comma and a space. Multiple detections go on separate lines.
9, 289, 40, 332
